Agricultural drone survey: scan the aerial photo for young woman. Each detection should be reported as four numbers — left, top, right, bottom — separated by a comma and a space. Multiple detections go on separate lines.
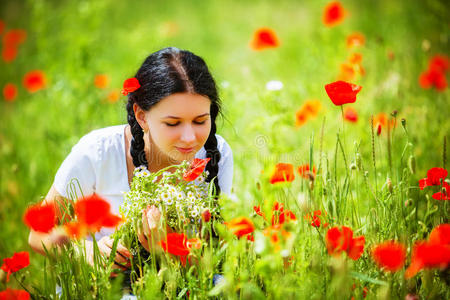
28, 47, 233, 269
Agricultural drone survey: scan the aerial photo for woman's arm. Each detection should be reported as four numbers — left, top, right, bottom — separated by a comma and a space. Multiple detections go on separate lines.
28, 185, 131, 269
28, 185, 67, 255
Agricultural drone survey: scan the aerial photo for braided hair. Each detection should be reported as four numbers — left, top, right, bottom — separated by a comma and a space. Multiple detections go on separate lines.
126, 47, 222, 195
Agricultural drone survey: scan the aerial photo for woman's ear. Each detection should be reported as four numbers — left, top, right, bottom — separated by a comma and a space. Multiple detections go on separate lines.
133, 103, 149, 131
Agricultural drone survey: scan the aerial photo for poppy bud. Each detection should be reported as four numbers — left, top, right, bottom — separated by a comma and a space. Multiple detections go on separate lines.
376, 123, 382, 136
350, 163, 357, 170
408, 155, 416, 174
356, 153, 362, 170
401, 118, 406, 128
386, 177, 393, 194
202, 209, 211, 223
391, 110, 398, 117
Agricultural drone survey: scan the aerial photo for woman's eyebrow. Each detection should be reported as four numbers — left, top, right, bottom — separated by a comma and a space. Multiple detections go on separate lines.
162, 113, 210, 119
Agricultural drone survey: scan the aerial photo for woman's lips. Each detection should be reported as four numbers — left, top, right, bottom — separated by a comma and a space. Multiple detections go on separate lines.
176, 147, 194, 153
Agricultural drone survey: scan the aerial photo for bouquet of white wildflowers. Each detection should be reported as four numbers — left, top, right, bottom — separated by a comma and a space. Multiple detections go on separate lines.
115, 158, 220, 252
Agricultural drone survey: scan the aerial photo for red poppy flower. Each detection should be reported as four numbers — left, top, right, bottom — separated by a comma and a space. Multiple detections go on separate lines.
183, 158, 210, 181
348, 235, 365, 260
349, 53, 362, 65
94, 74, 109, 89
432, 182, 450, 200
225, 217, 255, 238
0, 289, 30, 300
249, 27, 280, 51
405, 241, 450, 279
346, 32, 365, 48
325, 81, 362, 106
3, 83, 17, 102
1, 46, 18, 63
0, 20, 4, 35
295, 110, 308, 127
428, 54, 449, 73
275, 210, 297, 225
106, 89, 120, 103
270, 163, 295, 184
159, 233, 191, 265
344, 107, 358, 122
338, 63, 356, 81
419, 68, 447, 91
186, 238, 202, 250
121, 77, 141, 95
371, 241, 406, 272
325, 226, 365, 260
302, 100, 322, 116
23, 70, 47, 93
272, 201, 284, 212
23, 202, 57, 233
3, 29, 27, 47
253, 205, 266, 219
1, 252, 30, 282
418, 167, 447, 190
64, 194, 123, 239
297, 164, 316, 179
323, 1, 347, 27
429, 224, 450, 245
311, 215, 321, 227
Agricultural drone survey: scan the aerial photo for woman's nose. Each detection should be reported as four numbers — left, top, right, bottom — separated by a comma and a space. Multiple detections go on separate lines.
180, 124, 196, 143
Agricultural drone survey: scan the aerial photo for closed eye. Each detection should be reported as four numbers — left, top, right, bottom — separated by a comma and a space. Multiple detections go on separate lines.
164, 120, 206, 127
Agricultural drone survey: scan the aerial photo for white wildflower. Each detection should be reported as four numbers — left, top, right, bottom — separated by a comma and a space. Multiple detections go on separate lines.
266, 80, 283, 91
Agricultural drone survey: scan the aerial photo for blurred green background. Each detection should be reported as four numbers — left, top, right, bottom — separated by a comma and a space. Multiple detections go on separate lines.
0, 0, 448, 274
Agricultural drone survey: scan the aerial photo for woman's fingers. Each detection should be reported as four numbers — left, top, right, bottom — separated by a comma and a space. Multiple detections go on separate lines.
102, 236, 131, 260
98, 237, 130, 269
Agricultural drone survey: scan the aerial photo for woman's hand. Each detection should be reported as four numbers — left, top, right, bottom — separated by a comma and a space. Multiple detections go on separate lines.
85, 236, 131, 270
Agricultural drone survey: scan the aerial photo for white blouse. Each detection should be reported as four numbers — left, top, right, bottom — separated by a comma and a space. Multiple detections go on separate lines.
53, 124, 233, 238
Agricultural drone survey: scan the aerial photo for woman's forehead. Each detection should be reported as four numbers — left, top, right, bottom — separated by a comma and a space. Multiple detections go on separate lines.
149, 93, 211, 118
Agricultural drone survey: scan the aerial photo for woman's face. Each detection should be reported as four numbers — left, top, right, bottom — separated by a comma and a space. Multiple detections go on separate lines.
136, 92, 212, 166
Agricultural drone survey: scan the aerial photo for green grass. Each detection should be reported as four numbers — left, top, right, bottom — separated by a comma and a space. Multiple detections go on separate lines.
0, 0, 449, 298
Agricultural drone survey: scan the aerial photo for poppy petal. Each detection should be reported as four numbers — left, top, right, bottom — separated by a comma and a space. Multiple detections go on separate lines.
325, 81, 362, 106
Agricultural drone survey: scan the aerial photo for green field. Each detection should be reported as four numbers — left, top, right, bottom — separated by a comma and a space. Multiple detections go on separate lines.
0, 0, 449, 299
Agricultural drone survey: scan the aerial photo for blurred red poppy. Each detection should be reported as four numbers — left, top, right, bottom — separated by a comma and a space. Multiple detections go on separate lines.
65, 194, 123, 239
405, 241, 450, 279
275, 210, 297, 225
202, 209, 211, 222
371, 241, 406, 272
297, 164, 316, 179
1, 251, 30, 282
348, 53, 362, 65
428, 54, 449, 73
23, 70, 47, 93
323, 1, 346, 27
253, 205, 266, 219
1, 46, 17, 63
295, 110, 308, 127
159, 233, 190, 265
121, 77, 140, 95
338, 63, 355, 81
106, 89, 120, 103
183, 158, 210, 181
432, 182, 450, 200
270, 163, 295, 184
263, 224, 292, 252
346, 32, 365, 48
225, 217, 255, 238
24, 202, 57, 233
186, 238, 202, 250
0, 289, 30, 300
325, 81, 362, 106
303, 100, 322, 116
3, 29, 27, 47
249, 27, 280, 51
3, 83, 17, 102
429, 224, 450, 245
0, 20, 4, 35
344, 107, 358, 123
326, 226, 365, 260
418, 167, 447, 190
94, 74, 109, 89
419, 68, 447, 91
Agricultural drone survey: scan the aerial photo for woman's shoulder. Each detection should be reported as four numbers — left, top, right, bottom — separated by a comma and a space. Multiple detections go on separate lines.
215, 134, 232, 156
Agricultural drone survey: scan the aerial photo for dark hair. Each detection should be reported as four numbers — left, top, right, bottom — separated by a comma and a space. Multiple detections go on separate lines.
126, 47, 222, 195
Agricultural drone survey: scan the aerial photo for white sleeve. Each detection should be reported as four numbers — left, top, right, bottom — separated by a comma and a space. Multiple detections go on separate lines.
217, 136, 233, 195
53, 134, 97, 200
